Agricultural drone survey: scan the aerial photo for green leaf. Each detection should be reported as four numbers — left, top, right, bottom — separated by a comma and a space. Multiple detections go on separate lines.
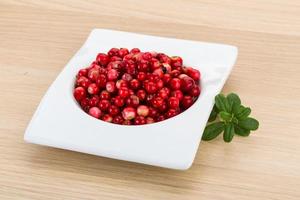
232, 116, 239, 124
208, 105, 218, 122
234, 124, 250, 136
215, 94, 230, 112
236, 107, 251, 120
227, 93, 241, 112
219, 111, 232, 122
223, 123, 235, 142
238, 117, 259, 130
202, 122, 224, 141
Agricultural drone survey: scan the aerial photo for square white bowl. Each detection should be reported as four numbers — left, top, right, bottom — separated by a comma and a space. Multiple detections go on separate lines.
24, 29, 238, 170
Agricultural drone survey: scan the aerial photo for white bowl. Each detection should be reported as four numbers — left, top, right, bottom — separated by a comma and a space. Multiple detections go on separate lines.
24, 29, 238, 170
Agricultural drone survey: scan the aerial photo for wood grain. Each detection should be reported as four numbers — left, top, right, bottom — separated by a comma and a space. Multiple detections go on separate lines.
1, 0, 300, 199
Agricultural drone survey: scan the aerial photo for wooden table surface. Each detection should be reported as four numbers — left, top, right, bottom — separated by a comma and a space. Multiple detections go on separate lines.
1, 0, 300, 199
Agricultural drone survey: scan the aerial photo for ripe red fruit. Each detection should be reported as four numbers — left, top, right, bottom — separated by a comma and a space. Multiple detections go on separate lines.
106, 81, 116, 93
126, 95, 140, 107
165, 109, 178, 118
118, 48, 129, 58
189, 85, 201, 97
89, 95, 100, 107
108, 48, 119, 57
113, 96, 125, 107
87, 68, 100, 81
130, 48, 140, 54
102, 114, 113, 122
95, 74, 107, 88
142, 52, 152, 60
107, 69, 119, 81
80, 97, 90, 112
156, 79, 164, 90
163, 74, 171, 84
74, 87, 86, 101
181, 76, 195, 92
182, 95, 194, 109
150, 58, 161, 70
87, 83, 99, 95
156, 115, 165, 122
152, 97, 164, 108
170, 70, 180, 77
171, 90, 183, 101
108, 105, 120, 116
137, 72, 147, 81
186, 67, 201, 81
122, 120, 132, 125
136, 89, 146, 101
130, 79, 140, 90
137, 105, 149, 117
116, 79, 128, 89
76, 76, 91, 89
171, 56, 183, 68
168, 97, 179, 109
96, 53, 110, 66
112, 115, 124, 124
88, 107, 102, 119
78, 69, 88, 77
169, 78, 181, 90
148, 107, 158, 118
134, 116, 146, 125
118, 87, 130, 98
98, 99, 111, 111
99, 90, 110, 100
110, 56, 122, 62
146, 117, 155, 124
137, 59, 149, 72
122, 73, 133, 82
158, 87, 170, 99
122, 107, 136, 120
124, 60, 136, 75
145, 81, 157, 94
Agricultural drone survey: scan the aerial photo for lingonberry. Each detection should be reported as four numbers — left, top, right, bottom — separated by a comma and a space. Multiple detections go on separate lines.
169, 78, 181, 90
108, 105, 120, 116
137, 105, 149, 117
156, 115, 165, 122
170, 70, 180, 77
107, 69, 119, 81
95, 74, 107, 88
116, 79, 128, 89
74, 87, 86, 101
156, 79, 164, 90
145, 81, 157, 94
99, 90, 110, 100
171, 90, 183, 101
88, 107, 102, 119
122, 120, 132, 125
130, 79, 140, 90
130, 48, 140, 54
136, 89, 146, 101
162, 63, 172, 73
96, 53, 110, 66
126, 95, 140, 107
165, 109, 178, 118
134, 116, 146, 125
142, 52, 152, 60
150, 58, 161, 70
118, 87, 130, 98
77, 69, 88, 77
76, 76, 91, 89
186, 67, 201, 81
112, 115, 124, 124
118, 48, 129, 58
88, 68, 100, 81
159, 102, 168, 112
158, 87, 170, 99
108, 48, 119, 57
171, 56, 183, 68
87, 83, 99, 95
113, 96, 125, 107
110, 56, 122, 62
137, 72, 147, 81
168, 97, 179, 109
89, 95, 100, 107
148, 107, 159, 118
122, 73, 133, 82
80, 97, 90, 111
98, 99, 111, 111
180, 76, 195, 92
181, 95, 194, 109
122, 107, 136, 120
128, 89, 135, 96
162, 73, 171, 84
189, 85, 201, 97
146, 117, 155, 124
106, 81, 116, 93
107, 61, 123, 71
102, 114, 113, 122
137, 59, 149, 72
152, 97, 164, 108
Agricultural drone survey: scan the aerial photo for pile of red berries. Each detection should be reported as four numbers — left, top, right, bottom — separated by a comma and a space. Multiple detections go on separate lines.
73, 48, 201, 125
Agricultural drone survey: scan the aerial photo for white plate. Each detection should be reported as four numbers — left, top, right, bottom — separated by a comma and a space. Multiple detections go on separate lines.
24, 29, 238, 170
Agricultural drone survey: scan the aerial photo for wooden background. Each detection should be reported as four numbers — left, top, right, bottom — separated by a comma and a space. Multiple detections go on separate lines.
1, 0, 300, 199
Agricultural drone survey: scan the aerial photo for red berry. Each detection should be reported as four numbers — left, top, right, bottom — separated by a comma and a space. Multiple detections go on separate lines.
145, 81, 157, 94
153, 68, 164, 78
169, 78, 181, 90
148, 107, 159, 118
78, 69, 88, 77
165, 109, 178, 118
89, 95, 100, 107
150, 58, 161, 70
107, 69, 119, 81
106, 81, 116, 93
124, 60, 136, 75
123, 53, 133, 61
118, 87, 130, 98
122, 73, 133, 82
110, 56, 122, 62
76, 76, 91, 89
181, 76, 195, 92
137, 72, 147, 81
122, 107, 136, 120
130, 48, 140, 54
170, 70, 180, 77
99, 90, 110, 100
112, 115, 124, 124
142, 52, 152, 60
137, 59, 149, 72
134, 116, 146, 125
156, 115, 165, 122
95, 74, 107, 88
126, 95, 140, 107
186, 67, 201, 81
74, 87, 86, 101
108, 48, 119, 56
152, 97, 164, 108
96, 53, 110, 66
107, 61, 123, 71
116, 79, 128, 89
87, 83, 99, 95
168, 97, 179, 109
146, 117, 155, 124
137, 105, 149, 117
122, 120, 132, 125
130, 79, 140, 90
88, 107, 102, 119
102, 114, 113, 122
80, 97, 90, 112
113, 96, 125, 107
108, 105, 120, 116
156, 79, 164, 90
182, 95, 194, 109
171, 90, 183, 101
189, 85, 201, 97
159, 102, 168, 112
128, 89, 134, 95
163, 74, 171, 84
158, 87, 170, 99
118, 48, 129, 58
162, 63, 172, 73
171, 56, 183, 68
136, 89, 146, 101
98, 99, 110, 111
87, 68, 100, 81
158, 54, 171, 64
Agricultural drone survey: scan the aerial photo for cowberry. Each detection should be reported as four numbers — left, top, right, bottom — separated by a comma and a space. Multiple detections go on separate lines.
108, 48, 119, 57
169, 78, 181, 90
74, 87, 86, 101
112, 115, 124, 124
98, 99, 110, 111
181, 95, 194, 109
118, 48, 129, 58
136, 89, 146, 101
168, 97, 179, 109
189, 85, 201, 97
134, 116, 146, 125
87, 83, 99, 95
122, 107, 136, 120
96, 53, 110, 66
76, 76, 91, 89
137, 105, 149, 117
88, 107, 102, 119
130, 79, 140, 90
108, 105, 120, 116
102, 114, 113, 122
118, 87, 130, 98
106, 81, 116, 93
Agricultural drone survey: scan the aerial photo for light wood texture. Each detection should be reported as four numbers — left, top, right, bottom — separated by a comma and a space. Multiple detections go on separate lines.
1, 0, 300, 199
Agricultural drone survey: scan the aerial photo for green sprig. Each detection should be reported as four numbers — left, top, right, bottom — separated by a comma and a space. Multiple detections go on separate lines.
202, 93, 259, 143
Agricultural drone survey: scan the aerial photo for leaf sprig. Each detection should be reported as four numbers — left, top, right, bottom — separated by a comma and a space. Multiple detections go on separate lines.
202, 93, 259, 142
